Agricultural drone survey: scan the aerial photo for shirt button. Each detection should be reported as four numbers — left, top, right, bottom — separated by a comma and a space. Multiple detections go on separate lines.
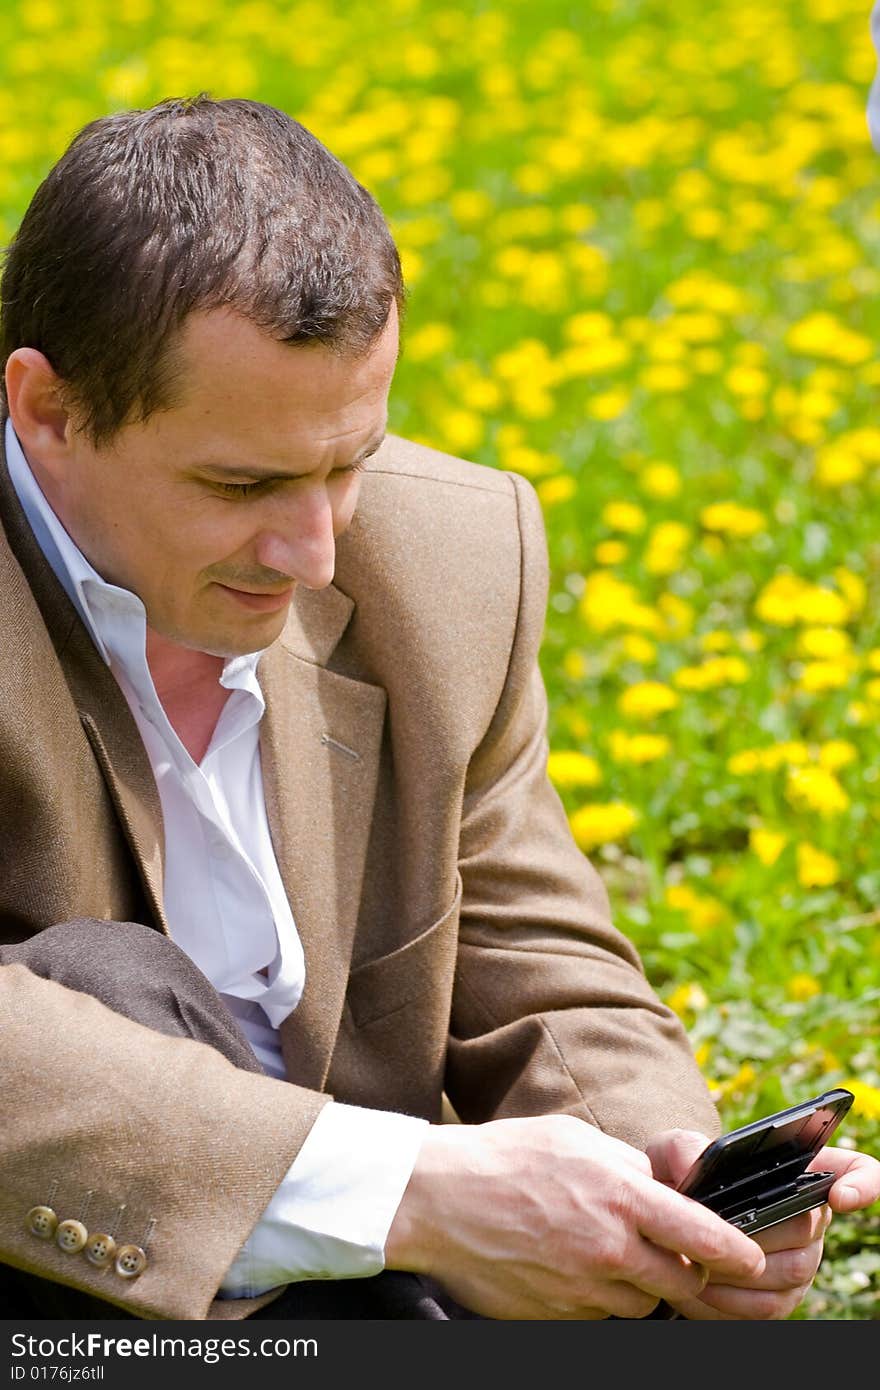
115, 1244, 148, 1279
56, 1219, 88, 1254
26, 1206, 58, 1240
84, 1233, 118, 1268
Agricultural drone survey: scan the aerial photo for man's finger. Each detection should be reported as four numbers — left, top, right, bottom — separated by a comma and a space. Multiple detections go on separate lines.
646, 1129, 712, 1187
817, 1147, 880, 1211
751, 1204, 829, 1255
638, 1185, 767, 1282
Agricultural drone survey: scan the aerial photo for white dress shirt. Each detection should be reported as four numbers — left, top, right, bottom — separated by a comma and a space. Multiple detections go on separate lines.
6, 418, 427, 1296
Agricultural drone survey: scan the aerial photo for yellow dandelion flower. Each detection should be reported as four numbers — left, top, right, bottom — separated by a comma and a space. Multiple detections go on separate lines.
786, 974, 821, 1001
619, 681, 680, 719
796, 843, 839, 887
841, 1080, 880, 1120
755, 574, 850, 627
798, 628, 852, 660
588, 389, 631, 420
666, 272, 748, 314
644, 547, 681, 577
439, 409, 484, 453
608, 731, 672, 764
650, 521, 691, 551
700, 631, 733, 652
692, 348, 724, 374
787, 766, 849, 816
818, 740, 857, 770
674, 656, 750, 691
404, 322, 454, 362
797, 661, 853, 693
799, 389, 839, 422
716, 1063, 757, 1098
813, 445, 865, 488
460, 378, 502, 412
796, 587, 851, 626
725, 365, 770, 396
665, 982, 710, 1017
841, 427, 880, 461
750, 827, 788, 865
640, 364, 691, 393
689, 896, 730, 932
569, 801, 639, 851
786, 312, 873, 364
763, 742, 810, 770
834, 568, 866, 616
670, 312, 723, 343
640, 462, 682, 498
547, 751, 602, 788
621, 634, 657, 664
729, 749, 762, 775
666, 882, 729, 933
450, 189, 494, 224
666, 885, 700, 911
564, 311, 614, 343
594, 540, 628, 565
867, 649, 880, 672
701, 501, 766, 538
501, 446, 560, 479
601, 501, 646, 534
563, 651, 587, 681
580, 574, 663, 635
558, 339, 631, 379
537, 476, 577, 507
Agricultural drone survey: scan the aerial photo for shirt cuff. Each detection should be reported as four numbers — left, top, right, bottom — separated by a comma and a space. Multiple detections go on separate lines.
218, 1101, 429, 1298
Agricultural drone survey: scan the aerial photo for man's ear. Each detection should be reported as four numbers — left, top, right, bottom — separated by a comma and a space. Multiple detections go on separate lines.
4, 348, 74, 478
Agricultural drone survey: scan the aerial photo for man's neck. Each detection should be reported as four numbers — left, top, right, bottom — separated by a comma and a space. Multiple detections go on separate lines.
145, 628, 230, 764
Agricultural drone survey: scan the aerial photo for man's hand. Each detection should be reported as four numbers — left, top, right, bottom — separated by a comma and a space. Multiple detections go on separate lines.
647, 1131, 880, 1320
385, 1115, 765, 1319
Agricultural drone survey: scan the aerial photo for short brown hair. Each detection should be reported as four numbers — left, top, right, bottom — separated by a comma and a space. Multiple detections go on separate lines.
0, 94, 406, 447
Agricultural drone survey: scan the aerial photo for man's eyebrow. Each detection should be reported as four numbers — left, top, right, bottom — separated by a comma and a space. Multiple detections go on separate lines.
193, 433, 387, 480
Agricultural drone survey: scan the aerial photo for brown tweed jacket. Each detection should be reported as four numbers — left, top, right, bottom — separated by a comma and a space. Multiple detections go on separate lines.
0, 425, 720, 1319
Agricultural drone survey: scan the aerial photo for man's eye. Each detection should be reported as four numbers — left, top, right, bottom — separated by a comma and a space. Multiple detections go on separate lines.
213, 460, 366, 498
215, 480, 265, 498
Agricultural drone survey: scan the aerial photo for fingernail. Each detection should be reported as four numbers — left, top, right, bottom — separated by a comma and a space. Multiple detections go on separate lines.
836, 1183, 859, 1207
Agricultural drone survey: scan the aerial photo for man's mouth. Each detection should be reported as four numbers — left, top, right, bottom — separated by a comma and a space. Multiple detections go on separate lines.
215, 582, 296, 613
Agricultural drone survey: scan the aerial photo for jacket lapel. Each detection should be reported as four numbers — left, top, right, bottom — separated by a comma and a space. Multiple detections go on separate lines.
259, 593, 386, 1091
0, 430, 169, 933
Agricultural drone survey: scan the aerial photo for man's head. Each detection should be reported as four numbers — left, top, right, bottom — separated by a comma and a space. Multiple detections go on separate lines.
0, 95, 404, 656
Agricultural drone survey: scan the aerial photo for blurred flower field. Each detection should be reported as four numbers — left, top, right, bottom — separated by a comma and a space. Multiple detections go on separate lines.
2, 0, 880, 1318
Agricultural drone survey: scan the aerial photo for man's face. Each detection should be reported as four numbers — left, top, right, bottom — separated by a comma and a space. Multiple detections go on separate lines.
54, 301, 398, 657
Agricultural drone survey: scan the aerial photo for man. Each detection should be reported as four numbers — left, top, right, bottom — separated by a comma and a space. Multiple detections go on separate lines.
0, 95, 876, 1323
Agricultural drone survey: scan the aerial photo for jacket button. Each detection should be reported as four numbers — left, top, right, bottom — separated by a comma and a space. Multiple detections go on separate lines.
84, 1233, 117, 1268
56, 1219, 88, 1254
26, 1206, 58, 1240
115, 1245, 147, 1279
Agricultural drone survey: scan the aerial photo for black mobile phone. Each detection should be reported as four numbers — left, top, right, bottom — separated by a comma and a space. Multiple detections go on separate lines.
676, 1087, 854, 1237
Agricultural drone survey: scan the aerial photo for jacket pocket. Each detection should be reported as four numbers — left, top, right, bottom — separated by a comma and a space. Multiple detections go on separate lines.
346, 874, 463, 1027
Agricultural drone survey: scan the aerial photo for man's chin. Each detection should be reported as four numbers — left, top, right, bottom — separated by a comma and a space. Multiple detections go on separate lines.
150, 609, 291, 660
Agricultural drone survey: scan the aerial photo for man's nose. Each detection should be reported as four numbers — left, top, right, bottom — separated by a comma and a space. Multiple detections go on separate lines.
253, 487, 337, 590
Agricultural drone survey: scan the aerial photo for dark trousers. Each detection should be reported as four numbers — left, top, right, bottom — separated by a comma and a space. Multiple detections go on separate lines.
0, 918, 473, 1320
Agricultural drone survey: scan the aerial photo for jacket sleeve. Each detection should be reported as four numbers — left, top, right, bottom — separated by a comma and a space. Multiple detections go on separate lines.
446, 471, 722, 1149
0, 961, 329, 1319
